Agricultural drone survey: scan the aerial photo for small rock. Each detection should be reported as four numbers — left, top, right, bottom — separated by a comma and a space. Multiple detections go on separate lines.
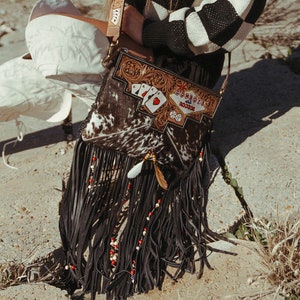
0, 24, 14, 38
60, 148, 66, 155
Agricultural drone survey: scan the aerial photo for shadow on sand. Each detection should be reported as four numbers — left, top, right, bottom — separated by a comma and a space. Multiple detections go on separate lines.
0, 121, 82, 156
212, 57, 300, 156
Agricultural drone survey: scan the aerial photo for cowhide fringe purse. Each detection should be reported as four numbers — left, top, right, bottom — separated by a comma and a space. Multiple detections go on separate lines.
59, 1, 232, 299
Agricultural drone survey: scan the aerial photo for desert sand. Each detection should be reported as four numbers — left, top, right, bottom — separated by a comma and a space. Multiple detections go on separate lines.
0, 0, 299, 299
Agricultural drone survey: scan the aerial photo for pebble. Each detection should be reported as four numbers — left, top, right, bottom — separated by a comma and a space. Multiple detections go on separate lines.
59, 148, 66, 155
0, 24, 14, 38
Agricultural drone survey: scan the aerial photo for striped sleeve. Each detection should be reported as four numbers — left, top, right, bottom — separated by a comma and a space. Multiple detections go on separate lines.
142, 0, 266, 56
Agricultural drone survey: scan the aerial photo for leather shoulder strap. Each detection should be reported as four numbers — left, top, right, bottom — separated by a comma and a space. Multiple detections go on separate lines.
106, 0, 125, 41
219, 52, 231, 96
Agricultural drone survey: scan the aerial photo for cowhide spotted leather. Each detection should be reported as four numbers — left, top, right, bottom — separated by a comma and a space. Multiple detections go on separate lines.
81, 67, 213, 173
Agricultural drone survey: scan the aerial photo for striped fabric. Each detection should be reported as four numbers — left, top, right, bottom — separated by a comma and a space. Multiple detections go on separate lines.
139, 0, 266, 56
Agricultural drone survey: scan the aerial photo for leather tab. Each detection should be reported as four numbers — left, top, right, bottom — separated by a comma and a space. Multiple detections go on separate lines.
107, 0, 125, 41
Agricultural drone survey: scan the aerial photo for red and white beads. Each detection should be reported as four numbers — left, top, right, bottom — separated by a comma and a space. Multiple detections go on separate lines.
199, 150, 204, 162
109, 182, 132, 268
110, 237, 119, 267
88, 154, 97, 190
129, 197, 163, 282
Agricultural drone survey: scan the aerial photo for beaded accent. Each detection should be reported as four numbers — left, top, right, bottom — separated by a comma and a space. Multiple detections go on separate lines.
129, 197, 162, 283
109, 182, 132, 267
108, 189, 163, 283
199, 149, 204, 162
87, 153, 97, 190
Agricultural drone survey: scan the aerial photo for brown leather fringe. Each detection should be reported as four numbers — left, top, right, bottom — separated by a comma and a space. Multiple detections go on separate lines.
59, 137, 228, 300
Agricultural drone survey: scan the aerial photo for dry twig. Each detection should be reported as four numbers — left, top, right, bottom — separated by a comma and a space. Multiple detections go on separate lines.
250, 217, 300, 297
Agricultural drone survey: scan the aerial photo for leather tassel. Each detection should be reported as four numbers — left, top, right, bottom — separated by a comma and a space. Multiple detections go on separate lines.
127, 151, 168, 189
152, 151, 168, 190
154, 164, 168, 190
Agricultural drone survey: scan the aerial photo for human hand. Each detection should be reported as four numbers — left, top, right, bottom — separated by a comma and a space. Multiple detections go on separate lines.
122, 5, 144, 45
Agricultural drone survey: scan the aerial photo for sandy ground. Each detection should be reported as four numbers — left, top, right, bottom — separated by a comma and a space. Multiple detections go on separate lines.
0, 0, 299, 299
